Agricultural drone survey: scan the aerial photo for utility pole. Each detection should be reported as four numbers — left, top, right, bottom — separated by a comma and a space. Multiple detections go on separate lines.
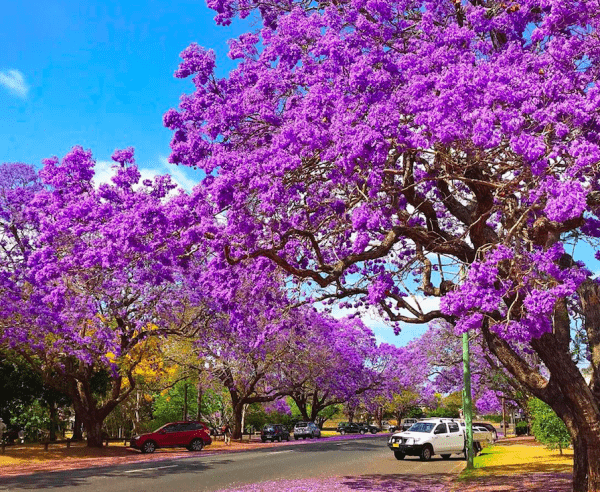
459, 265, 474, 469
463, 331, 474, 469
502, 397, 506, 438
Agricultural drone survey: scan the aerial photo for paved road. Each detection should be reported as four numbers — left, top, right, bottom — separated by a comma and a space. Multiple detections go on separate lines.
0, 436, 464, 492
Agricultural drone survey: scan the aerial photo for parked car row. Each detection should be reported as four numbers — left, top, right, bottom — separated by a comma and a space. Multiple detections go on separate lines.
127, 418, 496, 455
336, 422, 380, 434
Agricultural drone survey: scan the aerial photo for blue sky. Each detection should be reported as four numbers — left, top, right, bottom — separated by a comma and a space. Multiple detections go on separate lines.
0, 0, 251, 184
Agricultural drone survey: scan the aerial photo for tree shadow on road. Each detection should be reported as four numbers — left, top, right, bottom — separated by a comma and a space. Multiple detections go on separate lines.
0, 458, 233, 489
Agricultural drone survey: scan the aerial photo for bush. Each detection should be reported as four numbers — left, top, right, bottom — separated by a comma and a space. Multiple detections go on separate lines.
515, 421, 528, 435
528, 398, 571, 453
9, 400, 51, 441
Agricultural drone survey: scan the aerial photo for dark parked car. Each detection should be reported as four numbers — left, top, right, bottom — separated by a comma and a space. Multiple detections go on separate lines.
261, 424, 290, 442
293, 421, 321, 439
337, 422, 376, 435
130, 421, 212, 453
356, 422, 380, 434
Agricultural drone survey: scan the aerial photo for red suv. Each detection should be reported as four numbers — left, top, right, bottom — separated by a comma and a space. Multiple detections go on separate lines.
130, 421, 212, 453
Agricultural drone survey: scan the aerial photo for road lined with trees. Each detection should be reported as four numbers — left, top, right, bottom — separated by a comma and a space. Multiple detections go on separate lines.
0, 436, 465, 492
161, 0, 600, 490
2, 0, 600, 491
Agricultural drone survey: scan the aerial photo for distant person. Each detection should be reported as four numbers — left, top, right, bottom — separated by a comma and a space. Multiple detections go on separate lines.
221, 423, 231, 445
0, 418, 6, 443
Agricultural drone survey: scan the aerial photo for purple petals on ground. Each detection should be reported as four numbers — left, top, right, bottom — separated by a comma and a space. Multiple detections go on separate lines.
222, 474, 451, 492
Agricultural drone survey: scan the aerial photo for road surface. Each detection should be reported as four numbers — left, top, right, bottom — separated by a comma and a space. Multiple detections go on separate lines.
0, 436, 464, 491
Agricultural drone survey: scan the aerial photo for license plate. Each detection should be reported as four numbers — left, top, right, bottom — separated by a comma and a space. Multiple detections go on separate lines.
392, 443, 399, 448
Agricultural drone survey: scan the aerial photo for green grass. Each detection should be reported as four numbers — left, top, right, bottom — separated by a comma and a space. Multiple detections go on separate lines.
458, 443, 573, 481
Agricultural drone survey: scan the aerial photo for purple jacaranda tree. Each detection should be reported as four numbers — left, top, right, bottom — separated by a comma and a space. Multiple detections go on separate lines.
0, 148, 199, 447
408, 320, 530, 415
278, 313, 413, 427
188, 259, 310, 439
356, 344, 433, 428
167, 1, 600, 489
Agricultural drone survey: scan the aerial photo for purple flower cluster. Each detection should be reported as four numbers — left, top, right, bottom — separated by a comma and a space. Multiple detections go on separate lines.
442, 243, 589, 342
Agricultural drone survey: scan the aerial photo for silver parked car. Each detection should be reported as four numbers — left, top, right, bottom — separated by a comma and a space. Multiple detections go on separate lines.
293, 421, 321, 440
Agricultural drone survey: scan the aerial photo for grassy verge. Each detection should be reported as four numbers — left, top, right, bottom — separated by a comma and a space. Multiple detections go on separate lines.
459, 441, 573, 481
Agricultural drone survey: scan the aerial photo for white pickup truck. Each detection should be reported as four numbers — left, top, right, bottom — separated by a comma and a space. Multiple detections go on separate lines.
387, 418, 491, 461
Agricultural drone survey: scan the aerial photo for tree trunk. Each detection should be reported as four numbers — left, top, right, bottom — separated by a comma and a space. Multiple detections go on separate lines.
84, 417, 104, 448
196, 380, 203, 420
483, 321, 600, 492
49, 401, 57, 441
72, 411, 83, 441
375, 407, 383, 429
183, 382, 188, 421
569, 427, 600, 492
232, 404, 244, 440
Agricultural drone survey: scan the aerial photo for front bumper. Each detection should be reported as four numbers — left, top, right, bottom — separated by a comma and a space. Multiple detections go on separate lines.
294, 432, 312, 438
388, 441, 424, 456
262, 434, 283, 440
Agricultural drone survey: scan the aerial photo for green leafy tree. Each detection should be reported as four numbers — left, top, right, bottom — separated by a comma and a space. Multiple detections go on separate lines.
529, 398, 571, 454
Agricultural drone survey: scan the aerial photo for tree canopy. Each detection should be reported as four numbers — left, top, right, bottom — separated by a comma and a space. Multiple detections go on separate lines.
165, 1, 600, 490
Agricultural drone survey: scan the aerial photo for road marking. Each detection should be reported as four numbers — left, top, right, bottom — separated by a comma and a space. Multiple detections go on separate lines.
124, 464, 179, 473
264, 450, 293, 455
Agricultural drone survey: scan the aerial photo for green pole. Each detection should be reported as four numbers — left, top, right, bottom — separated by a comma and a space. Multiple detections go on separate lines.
463, 331, 474, 469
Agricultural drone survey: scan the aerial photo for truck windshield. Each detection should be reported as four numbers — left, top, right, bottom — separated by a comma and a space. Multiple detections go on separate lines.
407, 423, 435, 433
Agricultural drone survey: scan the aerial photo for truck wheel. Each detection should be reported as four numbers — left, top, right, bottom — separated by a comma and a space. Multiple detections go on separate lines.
420, 445, 433, 461
394, 450, 405, 460
441, 454, 451, 460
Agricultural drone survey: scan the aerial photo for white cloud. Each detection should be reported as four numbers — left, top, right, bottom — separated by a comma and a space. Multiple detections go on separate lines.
93, 156, 200, 193
94, 161, 116, 187
0, 69, 28, 98
157, 156, 198, 192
